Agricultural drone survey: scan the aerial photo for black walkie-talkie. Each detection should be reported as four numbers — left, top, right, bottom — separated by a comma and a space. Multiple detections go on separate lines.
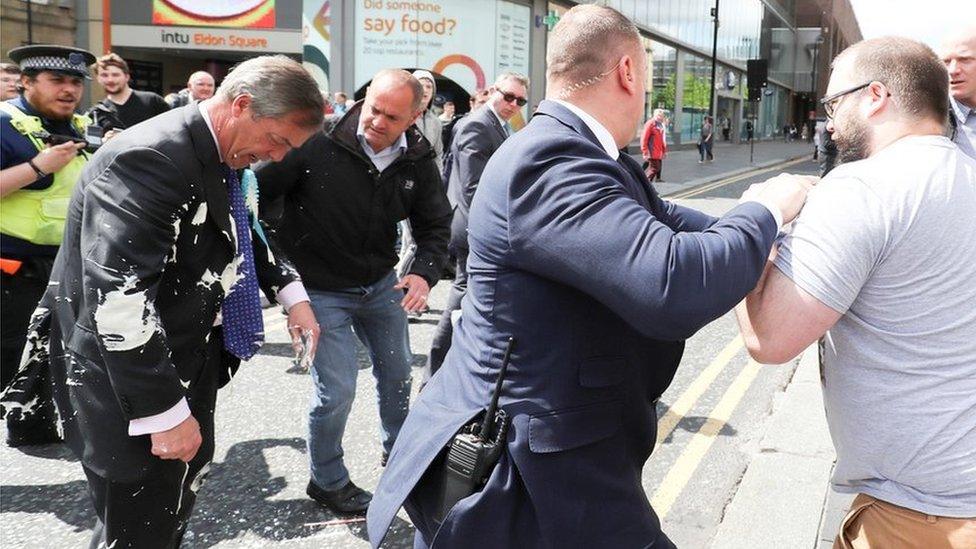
434, 336, 516, 523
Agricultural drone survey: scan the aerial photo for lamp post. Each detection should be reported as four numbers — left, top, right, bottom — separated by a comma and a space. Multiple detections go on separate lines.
708, 0, 720, 120
813, 32, 825, 111
26, 0, 34, 45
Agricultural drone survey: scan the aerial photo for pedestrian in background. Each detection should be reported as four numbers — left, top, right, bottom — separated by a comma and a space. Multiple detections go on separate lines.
736, 36, 976, 549
411, 70, 444, 168
641, 108, 668, 181
333, 91, 349, 115
425, 71, 528, 381
940, 26, 976, 159
88, 53, 169, 131
699, 115, 714, 162
0, 62, 20, 100
813, 119, 826, 160
438, 100, 455, 124
165, 70, 215, 109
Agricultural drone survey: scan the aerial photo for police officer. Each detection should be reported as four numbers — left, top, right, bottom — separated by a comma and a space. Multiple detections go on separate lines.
0, 44, 96, 446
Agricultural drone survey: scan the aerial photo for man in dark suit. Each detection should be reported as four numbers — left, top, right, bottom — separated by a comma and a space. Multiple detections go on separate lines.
367, 5, 814, 548
425, 71, 529, 379
32, 55, 323, 548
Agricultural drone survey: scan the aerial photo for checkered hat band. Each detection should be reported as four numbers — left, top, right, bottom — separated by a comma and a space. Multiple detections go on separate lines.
20, 55, 87, 74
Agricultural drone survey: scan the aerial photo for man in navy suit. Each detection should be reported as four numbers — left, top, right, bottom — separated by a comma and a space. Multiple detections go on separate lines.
368, 5, 814, 547
426, 71, 529, 379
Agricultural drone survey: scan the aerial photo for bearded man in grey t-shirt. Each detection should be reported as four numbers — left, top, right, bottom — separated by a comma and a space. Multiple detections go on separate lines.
736, 37, 976, 548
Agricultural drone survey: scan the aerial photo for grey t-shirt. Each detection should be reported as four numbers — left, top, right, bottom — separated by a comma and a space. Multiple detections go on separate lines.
774, 135, 976, 517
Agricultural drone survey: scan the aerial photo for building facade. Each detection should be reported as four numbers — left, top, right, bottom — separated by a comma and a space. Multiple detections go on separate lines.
1, 0, 859, 141
557, 0, 861, 144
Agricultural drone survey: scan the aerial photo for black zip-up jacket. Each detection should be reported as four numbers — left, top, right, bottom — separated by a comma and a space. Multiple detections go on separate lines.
255, 101, 452, 291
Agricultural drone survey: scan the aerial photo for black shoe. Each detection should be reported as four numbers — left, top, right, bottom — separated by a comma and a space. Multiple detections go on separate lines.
5, 423, 61, 447
306, 479, 372, 515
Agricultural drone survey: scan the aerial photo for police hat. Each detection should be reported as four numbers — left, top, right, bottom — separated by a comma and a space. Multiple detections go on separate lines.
8, 44, 96, 79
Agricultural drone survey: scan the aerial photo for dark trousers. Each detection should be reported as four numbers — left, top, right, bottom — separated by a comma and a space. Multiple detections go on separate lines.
424, 249, 468, 384
1, 257, 59, 440
1, 257, 52, 389
648, 159, 663, 182
84, 328, 222, 549
699, 140, 714, 161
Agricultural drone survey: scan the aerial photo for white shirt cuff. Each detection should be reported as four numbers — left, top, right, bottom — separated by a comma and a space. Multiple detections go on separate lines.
128, 397, 191, 436
745, 198, 784, 230
276, 280, 309, 312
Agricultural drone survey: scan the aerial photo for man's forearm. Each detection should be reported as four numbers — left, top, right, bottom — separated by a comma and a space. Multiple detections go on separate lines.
735, 259, 776, 351
0, 163, 41, 197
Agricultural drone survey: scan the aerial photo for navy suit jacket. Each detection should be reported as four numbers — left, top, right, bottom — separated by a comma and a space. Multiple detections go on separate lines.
446, 105, 508, 254
367, 100, 778, 547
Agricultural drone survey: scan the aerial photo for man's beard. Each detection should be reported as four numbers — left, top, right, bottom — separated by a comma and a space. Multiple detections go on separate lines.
834, 114, 870, 164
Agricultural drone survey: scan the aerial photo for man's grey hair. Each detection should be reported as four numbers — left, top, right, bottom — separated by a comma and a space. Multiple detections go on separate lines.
188, 70, 213, 84
369, 68, 424, 112
546, 5, 641, 96
494, 72, 529, 90
653, 108, 666, 117
217, 55, 324, 129
833, 37, 948, 123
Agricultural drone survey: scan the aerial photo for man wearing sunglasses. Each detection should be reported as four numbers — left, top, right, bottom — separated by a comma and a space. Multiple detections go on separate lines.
426, 72, 530, 380
736, 36, 976, 548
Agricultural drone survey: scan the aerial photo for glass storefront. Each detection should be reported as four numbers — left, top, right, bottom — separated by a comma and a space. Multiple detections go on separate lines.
551, 0, 800, 143
647, 39, 676, 119
676, 52, 711, 143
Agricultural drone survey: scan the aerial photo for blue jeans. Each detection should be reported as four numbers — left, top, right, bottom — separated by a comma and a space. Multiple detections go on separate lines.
306, 271, 413, 491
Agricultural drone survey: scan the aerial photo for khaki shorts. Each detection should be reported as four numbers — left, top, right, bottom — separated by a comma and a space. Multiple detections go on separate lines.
834, 493, 976, 549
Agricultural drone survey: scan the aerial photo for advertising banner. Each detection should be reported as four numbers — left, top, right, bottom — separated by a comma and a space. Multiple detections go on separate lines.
152, 0, 277, 29
302, 1, 332, 91
354, 0, 530, 96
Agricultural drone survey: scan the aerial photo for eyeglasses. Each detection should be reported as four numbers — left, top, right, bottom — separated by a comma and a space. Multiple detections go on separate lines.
499, 91, 528, 107
820, 81, 890, 119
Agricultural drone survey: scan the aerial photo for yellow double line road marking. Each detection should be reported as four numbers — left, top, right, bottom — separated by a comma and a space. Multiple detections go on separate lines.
667, 157, 808, 200
656, 336, 743, 446
651, 359, 764, 518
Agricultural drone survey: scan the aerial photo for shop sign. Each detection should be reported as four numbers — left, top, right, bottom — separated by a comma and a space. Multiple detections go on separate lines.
111, 24, 301, 53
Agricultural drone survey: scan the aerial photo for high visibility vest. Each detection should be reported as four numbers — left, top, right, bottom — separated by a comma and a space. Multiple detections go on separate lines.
0, 102, 91, 246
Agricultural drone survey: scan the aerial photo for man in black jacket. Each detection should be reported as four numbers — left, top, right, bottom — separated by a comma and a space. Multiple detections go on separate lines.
255, 69, 451, 515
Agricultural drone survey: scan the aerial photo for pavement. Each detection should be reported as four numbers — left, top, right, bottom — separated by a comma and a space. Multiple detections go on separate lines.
628, 138, 818, 197
710, 347, 854, 549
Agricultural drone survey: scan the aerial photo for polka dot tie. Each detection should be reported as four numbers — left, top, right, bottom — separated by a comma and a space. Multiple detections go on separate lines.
221, 165, 264, 360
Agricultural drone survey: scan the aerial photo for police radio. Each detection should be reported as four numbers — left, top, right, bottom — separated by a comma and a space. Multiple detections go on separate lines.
434, 336, 516, 523
31, 130, 100, 153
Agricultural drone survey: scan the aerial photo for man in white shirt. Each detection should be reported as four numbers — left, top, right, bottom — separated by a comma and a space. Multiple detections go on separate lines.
940, 26, 976, 159
736, 36, 976, 548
